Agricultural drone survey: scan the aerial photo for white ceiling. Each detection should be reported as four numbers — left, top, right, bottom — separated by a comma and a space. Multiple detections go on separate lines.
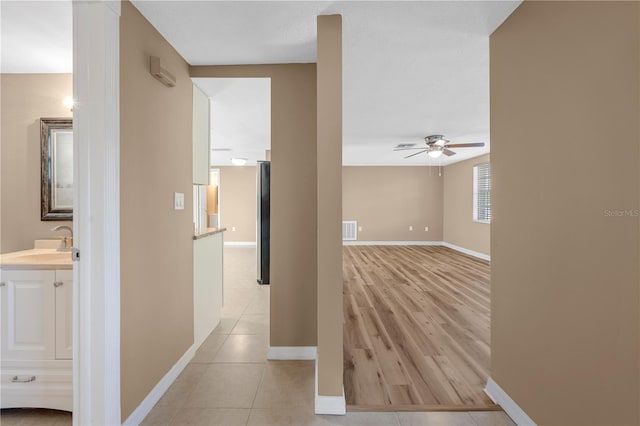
1, 1, 72, 73
133, 0, 521, 166
193, 78, 271, 167
2, 1, 522, 165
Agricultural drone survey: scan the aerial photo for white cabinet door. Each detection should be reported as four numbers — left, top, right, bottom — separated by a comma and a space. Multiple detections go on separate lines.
1, 270, 56, 360
193, 83, 210, 185
54, 270, 73, 359
193, 232, 223, 348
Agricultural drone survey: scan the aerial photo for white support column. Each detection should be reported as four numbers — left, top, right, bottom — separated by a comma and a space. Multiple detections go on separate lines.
72, 1, 121, 424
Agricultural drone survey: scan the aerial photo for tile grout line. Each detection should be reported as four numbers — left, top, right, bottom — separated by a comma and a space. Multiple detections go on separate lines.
246, 306, 270, 426
249, 348, 268, 407
162, 364, 207, 425
190, 331, 230, 363
245, 361, 268, 426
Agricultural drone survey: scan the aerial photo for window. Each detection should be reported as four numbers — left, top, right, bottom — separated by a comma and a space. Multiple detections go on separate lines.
473, 162, 491, 223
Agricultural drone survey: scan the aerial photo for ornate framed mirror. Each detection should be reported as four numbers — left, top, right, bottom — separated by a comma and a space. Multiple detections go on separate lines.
41, 117, 73, 221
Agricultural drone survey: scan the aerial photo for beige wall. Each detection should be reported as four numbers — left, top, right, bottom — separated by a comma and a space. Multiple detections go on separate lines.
491, 2, 639, 425
343, 166, 443, 242
216, 166, 256, 242
120, 2, 194, 420
191, 64, 318, 347
0, 74, 73, 253
443, 154, 490, 255
316, 14, 343, 397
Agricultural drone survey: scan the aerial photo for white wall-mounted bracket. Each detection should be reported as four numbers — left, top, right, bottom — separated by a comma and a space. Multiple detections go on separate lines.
150, 56, 176, 87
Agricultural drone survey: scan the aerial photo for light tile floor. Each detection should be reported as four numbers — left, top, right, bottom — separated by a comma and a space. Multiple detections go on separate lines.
142, 247, 515, 426
0, 247, 515, 426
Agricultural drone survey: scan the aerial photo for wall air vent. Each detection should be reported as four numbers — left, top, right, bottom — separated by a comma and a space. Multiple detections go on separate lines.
342, 221, 358, 241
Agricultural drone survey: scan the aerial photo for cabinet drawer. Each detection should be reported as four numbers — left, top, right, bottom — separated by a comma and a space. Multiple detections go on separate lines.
1, 359, 72, 411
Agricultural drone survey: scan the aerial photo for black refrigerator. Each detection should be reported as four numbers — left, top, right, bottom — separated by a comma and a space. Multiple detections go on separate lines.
256, 161, 270, 284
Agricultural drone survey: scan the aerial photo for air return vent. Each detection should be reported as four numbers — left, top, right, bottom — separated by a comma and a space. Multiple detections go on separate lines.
342, 221, 358, 241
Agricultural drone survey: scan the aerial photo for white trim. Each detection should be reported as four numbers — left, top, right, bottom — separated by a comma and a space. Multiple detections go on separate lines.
72, 1, 121, 425
441, 242, 491, 261
224, 241, 257, 246
485, 378, 536, 426
314, 358, 346, 415
124, 345, 196, 426
268, 346, 317, 360
342, 241, 442, 246
341, 241, 490, 261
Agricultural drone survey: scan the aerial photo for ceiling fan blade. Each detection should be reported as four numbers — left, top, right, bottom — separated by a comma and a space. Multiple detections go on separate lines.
393, 147, 426, 151
404, 150, 428, 159
446, 142, 485, 148
443, 149, 456, 156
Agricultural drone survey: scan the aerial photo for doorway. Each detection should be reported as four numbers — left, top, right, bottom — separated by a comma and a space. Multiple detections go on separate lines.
341, 161, 494, 411
1, 2, 123, 425
192, 77, 271, 280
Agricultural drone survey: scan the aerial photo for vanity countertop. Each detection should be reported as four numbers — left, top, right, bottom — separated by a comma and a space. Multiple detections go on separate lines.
193, 227, 226, 240
0, 249, 73, 270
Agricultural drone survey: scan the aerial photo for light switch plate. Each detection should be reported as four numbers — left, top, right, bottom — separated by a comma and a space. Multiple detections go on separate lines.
174, 192, 185, 210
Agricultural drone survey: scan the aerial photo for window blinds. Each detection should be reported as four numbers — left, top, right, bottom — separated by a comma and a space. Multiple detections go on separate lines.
473, 162, 491, 223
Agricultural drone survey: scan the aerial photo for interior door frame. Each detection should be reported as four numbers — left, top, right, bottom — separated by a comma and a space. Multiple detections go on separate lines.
72, 1, 121, 424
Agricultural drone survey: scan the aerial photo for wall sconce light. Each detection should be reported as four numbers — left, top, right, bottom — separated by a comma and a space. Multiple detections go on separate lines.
150, 56, 176, 87
63, 96, 75, 111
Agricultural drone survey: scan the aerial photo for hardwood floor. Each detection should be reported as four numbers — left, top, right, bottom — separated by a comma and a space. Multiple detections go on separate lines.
343, 245, 497, 411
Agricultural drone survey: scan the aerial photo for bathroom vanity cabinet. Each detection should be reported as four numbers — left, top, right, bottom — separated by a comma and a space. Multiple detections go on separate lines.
0, 268, 73, 411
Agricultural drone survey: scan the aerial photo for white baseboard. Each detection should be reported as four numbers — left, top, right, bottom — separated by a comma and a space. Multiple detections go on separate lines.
342, 240, 490, 261
440, 242, 491, 261
314, 358, 346, 415
268, 346, 317, 360
343, 241, 442, 246
485, 378, 536, 426
123, 344, 196, 425
224, 241, 256, 246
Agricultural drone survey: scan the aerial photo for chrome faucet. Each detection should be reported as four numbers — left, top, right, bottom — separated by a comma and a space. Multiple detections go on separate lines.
52, 225, 73, 251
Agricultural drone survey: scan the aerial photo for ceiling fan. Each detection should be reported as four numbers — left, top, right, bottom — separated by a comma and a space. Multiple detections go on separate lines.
394, 135, 485, 159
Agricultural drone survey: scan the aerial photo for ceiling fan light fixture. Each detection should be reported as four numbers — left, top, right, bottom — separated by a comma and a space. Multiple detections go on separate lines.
428, 149, 443, 159
231, 157, 247, 166
425, 134, 448, 147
